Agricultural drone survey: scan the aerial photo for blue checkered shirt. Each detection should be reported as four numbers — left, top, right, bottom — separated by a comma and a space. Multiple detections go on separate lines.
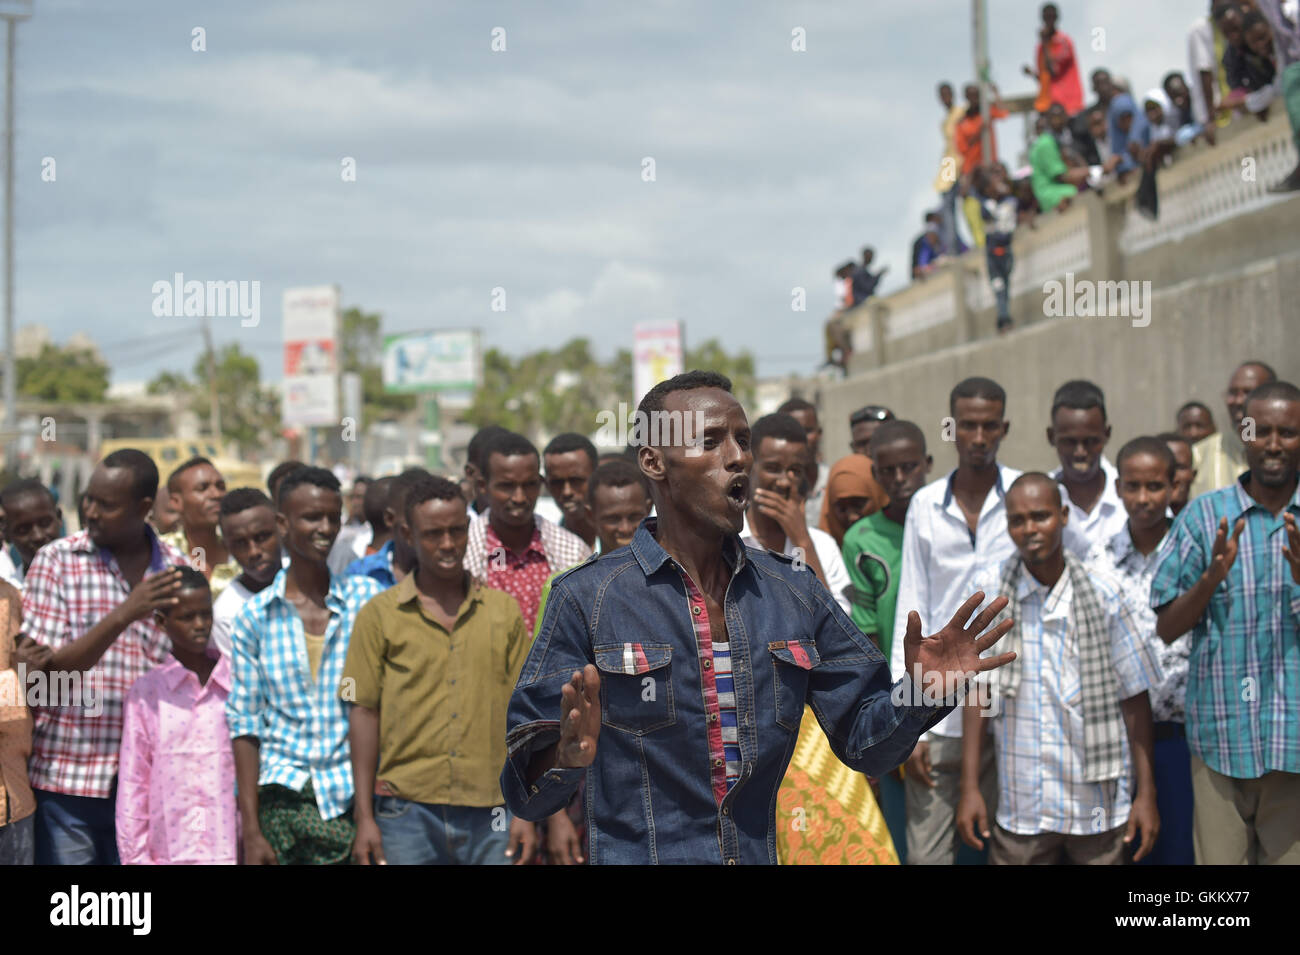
225, 567, 384, 819
975, 558, 1160, 836
1149, 476, 1300, 779
1089, 525, 1191, 724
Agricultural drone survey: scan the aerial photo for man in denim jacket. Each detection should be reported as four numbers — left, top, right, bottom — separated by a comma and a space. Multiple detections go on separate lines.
502, 371, 1015, 864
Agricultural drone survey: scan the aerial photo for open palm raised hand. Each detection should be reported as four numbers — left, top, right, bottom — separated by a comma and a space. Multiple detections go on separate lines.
901, 591, 1016, 705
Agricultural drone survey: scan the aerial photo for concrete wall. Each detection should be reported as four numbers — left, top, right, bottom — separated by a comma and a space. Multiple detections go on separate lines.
822, 248, 1300, 477
819, 110, 1300, 476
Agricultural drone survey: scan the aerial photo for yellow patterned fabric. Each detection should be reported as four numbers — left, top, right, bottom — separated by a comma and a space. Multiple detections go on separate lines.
775, 708, 899, 865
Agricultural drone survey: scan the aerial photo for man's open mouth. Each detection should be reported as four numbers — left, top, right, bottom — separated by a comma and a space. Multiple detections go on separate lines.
726, 476, 749, 508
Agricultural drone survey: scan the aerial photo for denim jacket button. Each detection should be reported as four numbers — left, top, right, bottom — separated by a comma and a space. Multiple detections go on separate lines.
692, 605, 702, 615
709, 713, 718, 722
727, 858, 736, 865
703, 659, 712, 669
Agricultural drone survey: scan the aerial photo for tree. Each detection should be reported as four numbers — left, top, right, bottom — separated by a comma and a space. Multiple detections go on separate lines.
147, 343, 280, 456
17, 344, 110, 403
339, 307, 416, 422
463, 337, 756, 444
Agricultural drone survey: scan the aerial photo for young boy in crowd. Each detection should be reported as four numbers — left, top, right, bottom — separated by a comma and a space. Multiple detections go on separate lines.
345, 476, 535, 865
1092, 438, 1194, 865
957, 473, 1161, 865
0, 585, 33, 864
116, 567, 237, 864
0, 480, 63, 587
1157, 432, 1198, 516
979, 166, 1019, 332
212, 488, 284, 656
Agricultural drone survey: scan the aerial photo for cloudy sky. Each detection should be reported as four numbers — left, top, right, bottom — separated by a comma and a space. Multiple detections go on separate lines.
16, 0, 1194, 385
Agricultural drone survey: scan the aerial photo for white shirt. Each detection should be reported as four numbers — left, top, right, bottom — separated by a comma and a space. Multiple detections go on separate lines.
211, 577, 256, 657
741, 515, 852, 616
327, 523, 371, 575
891, 464, 1023, 738
0, 548, 23, 589
1053, 456, 1127, 560
1187, 17, 1220, 127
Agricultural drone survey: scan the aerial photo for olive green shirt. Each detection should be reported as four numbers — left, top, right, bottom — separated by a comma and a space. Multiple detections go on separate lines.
341, 574, 529, 807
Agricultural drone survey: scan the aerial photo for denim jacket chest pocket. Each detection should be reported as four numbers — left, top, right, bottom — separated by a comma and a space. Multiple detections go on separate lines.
768, 640, 821, 732
592, 643, 676, 735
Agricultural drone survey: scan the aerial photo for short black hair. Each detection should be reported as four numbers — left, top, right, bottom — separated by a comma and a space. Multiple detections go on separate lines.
1161, 71, 1186, 90
1156, 431, 1192, 451
101, 448, 160, 502
467, 425, 511, 472
167, 456, 218, 493
850, 405, 894, 427
173, 565, 211, 596
751, 413, 808, 453
363, 476, 395, 529
481, 431, 540, 482
219, 487, 273, 519
404, 474, 466, 524
543, 433, 598, 470
1177, 400, 1213, 419
1116, 436, 1176, 480
1051, 379, 1107, 421
868, 419, 928, 456
0, 478, 56, 513
949, 376, 1006, 415
861, 246, 875, 259
388, 468, 432, 519
276, 466, 341, 509
1238, 360, 1278, 383
587, 458, 651, 505
266, 461, 305, 498
1006, 471, 1063, 507
352, 475, 374, 488
637, 370, 733, 421
1244, 380, 1300, 414
938, 81, 953, 92
774, 396, 815, 418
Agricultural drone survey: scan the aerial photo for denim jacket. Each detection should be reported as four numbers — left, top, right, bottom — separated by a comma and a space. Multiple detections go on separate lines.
501, 519, 952, 864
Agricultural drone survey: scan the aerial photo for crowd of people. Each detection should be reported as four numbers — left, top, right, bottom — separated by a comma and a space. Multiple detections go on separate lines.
0, 356, 1296, 866
826, 1, 1300, 369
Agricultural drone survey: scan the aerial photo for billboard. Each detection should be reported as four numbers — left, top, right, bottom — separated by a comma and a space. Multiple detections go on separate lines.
633, 320, 684, 406
382, 329, 481, 395
282, 285, 339, 427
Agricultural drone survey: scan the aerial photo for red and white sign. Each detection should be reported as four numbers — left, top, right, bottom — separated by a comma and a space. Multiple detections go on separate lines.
633, 321, 684, 406
282, 285, 340, 427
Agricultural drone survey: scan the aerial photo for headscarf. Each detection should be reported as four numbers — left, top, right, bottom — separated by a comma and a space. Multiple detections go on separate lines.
1107, 92, 1150, 173
818, 454, 889, 547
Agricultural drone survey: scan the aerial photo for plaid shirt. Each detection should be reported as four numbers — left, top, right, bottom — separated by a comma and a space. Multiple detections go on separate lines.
1149, 476, 1300, 779
1090, 525, 1191, 724
465, 510, 591, 630
225, 567, 384, 820
975, 557, 1160, 836
23, 529, 187, 798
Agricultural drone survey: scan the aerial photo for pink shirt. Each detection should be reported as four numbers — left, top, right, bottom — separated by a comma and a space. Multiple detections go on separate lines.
116, 653, 238, 865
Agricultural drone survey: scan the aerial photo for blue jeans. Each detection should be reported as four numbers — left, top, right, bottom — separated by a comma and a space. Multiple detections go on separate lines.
986, 243, 1014, 325
375, 797, 511, 865
34, 789, 120, 865
0, 813, 35, 865
1136, 724, 1195, 866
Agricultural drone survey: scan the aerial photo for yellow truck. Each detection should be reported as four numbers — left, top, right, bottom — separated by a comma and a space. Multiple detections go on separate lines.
96, 438, 264, 490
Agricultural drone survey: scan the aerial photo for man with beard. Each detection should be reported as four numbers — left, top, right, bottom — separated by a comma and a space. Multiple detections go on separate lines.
501, 371, 1017, 864
1152, 381, 1300, 864
23, 450, 187, 864
226, 467, 383, 865
1189, 361, 1276, 500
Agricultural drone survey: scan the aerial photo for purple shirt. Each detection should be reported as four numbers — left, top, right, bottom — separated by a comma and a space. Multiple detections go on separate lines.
116, 653, 238, 865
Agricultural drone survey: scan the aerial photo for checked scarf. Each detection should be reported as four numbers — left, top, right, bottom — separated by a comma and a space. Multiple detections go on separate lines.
987, 552, 1125, 783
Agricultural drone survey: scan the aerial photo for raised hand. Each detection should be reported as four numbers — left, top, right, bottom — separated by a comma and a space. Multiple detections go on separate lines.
752, 488, 808, 543
119, 567, 184, 623
556, 665, 602, 769
902, 591, 1016, 706
1283, 513, 1300, 585
1207, 516, 1246, 585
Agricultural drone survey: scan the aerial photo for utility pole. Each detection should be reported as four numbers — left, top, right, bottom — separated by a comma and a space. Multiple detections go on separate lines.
201, 315, 222, 441
973, 0, 993, 169
1, 1, 31, 473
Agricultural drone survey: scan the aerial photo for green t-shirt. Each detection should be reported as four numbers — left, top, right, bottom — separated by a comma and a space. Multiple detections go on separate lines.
1029, 130, 1078, 213
841, 510, 904, 661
